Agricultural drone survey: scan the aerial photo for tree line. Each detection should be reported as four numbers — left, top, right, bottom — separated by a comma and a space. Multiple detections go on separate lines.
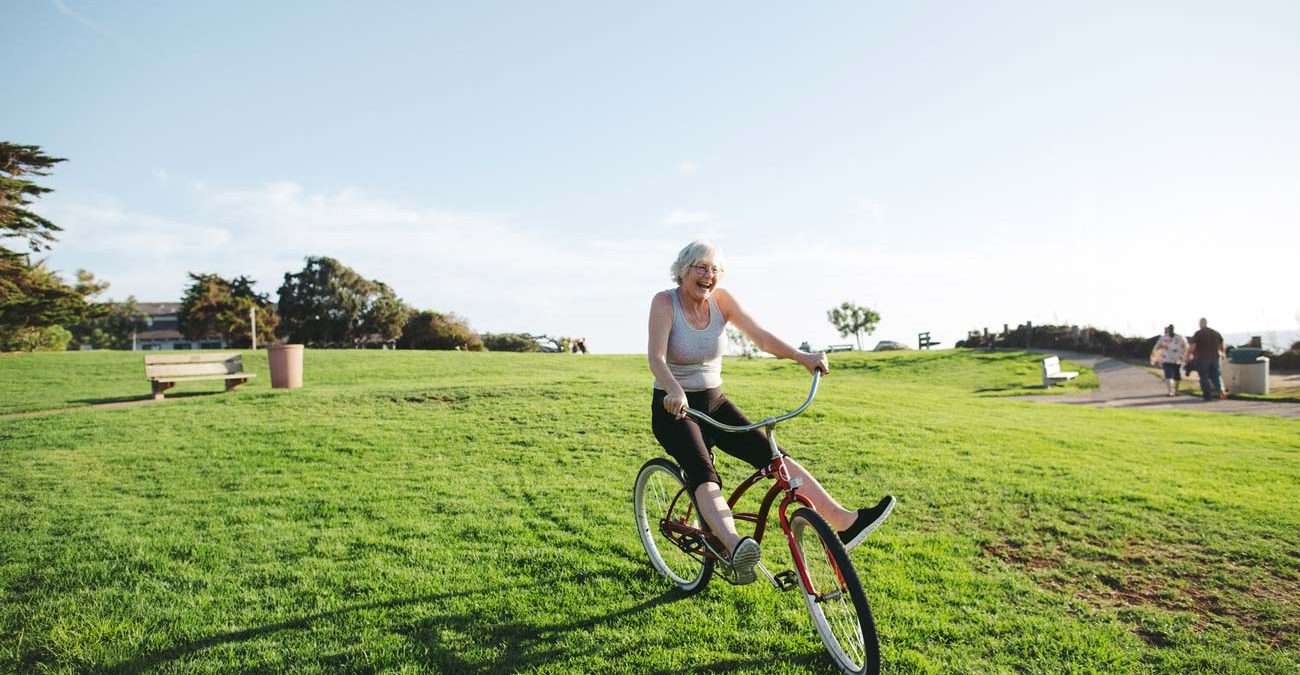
176, 256, 497, 351
0, 142, 552, 353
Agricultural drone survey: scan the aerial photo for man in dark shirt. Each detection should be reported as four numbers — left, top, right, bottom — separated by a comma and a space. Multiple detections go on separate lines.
1188, 317, 1225, 400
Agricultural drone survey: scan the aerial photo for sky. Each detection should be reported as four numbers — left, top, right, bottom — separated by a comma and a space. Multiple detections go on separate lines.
8, 1, 1299, 354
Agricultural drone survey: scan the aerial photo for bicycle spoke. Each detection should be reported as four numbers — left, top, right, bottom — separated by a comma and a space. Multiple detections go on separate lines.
634, 459, 713, 594
790, 508, 879, 674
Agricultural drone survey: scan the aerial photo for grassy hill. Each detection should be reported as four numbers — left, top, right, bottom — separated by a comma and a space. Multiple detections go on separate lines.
1, 349, 1296, 673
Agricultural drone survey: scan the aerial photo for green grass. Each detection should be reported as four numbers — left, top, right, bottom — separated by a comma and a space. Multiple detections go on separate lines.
1, 349, 1296, 673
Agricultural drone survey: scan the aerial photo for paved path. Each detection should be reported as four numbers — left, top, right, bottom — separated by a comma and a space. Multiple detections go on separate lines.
1015, 350, 1300, 419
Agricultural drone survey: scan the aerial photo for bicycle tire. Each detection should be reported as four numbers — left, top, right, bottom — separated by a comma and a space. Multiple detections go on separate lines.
789, 507, 880, 675
633, 458, 714, 594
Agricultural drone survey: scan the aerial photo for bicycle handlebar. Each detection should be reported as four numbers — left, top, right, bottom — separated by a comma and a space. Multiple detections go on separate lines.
683, 370, 822, 432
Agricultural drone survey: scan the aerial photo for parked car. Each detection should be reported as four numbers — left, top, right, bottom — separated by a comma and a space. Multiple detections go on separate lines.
872, 340, 909, 351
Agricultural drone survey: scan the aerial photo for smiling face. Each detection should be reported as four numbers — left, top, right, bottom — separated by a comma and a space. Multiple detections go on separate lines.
679, 258, 723, 302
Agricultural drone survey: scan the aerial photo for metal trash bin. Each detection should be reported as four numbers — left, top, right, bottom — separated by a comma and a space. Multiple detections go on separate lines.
1223, 355, 1269, 395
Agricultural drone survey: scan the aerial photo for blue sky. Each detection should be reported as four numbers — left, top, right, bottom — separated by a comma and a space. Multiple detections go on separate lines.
9, 1, 1299, 353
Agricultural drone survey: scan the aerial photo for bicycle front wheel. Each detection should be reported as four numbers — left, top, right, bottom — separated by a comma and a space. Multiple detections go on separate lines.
633, 458, 713, 594
790, 507, 880, 675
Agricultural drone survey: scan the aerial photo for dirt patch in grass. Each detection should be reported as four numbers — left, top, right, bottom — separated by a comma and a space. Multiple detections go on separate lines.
984, 537, 1300, 649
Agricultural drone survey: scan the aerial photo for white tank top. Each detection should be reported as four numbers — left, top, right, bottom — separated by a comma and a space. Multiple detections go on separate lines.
653, 288, 726, 392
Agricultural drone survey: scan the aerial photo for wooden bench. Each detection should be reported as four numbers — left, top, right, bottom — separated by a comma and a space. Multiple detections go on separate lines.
1041, 355, 1079, 387
918, 331, 940, 350
144, 352, 255, 400
825, 344, 854, 352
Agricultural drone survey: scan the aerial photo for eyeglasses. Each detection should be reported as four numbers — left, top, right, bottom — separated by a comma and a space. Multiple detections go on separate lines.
690, 264, 723, 276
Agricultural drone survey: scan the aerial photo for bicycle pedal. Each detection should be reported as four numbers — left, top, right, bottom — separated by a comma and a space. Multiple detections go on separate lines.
773, 570, 800, 591
676, 533, 707, 555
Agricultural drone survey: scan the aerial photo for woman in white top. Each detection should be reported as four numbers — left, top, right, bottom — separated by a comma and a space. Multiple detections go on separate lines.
648, 240, 894, 585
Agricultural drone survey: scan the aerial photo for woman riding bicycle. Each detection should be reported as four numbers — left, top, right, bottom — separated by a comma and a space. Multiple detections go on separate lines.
648, 240, 895, 585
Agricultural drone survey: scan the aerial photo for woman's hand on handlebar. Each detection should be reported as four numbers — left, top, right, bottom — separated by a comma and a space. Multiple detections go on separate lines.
664, 387, 688, 419
796, 350, 829, 376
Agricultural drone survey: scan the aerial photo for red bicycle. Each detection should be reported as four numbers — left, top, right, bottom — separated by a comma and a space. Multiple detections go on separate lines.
633, 371, 881, 675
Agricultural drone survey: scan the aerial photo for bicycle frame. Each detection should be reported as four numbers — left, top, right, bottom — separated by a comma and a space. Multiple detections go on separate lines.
667, 371, 836, 594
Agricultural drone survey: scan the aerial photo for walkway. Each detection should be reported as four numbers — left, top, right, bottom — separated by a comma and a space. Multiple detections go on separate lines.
1015, 351, 1300, 419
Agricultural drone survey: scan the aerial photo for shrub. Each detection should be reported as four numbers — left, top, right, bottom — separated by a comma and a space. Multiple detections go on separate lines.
482, 333, 540, 352
957, 323, 1156, 360
1, 325, 72, 352
397, 311, 484, 351
1272, 349, 1300, 371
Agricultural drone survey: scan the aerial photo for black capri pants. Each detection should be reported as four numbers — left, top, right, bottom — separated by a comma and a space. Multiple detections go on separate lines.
651, 388, 784, 493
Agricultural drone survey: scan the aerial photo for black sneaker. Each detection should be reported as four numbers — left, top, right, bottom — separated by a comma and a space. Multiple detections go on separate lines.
838, 496, 895, 552
729, 537, 761, 585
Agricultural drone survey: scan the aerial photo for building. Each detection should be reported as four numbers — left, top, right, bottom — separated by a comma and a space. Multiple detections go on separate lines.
134, 303, 226, 351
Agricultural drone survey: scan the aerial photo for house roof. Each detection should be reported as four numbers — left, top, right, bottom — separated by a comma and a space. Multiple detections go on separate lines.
138, 302, 182, 316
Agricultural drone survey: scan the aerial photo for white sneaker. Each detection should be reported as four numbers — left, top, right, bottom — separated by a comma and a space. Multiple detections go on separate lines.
730, 537, 761, 585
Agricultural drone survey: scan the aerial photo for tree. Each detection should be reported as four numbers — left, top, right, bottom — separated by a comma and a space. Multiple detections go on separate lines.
356, 284, 410, 346
65, 270, 148, 350
276, 257, 406, 347
0, 142, 89, 351
1, 142, 67, 255
68, 297, 147, 350
827, 301, 881, 351
726, 325, 758, 358
0, 258, 89, 350
179, 273, 279, 348
397, 310, 483, 351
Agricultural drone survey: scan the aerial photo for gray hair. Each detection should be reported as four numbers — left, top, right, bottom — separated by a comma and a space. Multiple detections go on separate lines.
670, 240, 726, 283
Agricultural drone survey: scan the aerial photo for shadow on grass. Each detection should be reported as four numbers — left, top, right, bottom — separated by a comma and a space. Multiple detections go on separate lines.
100, 570, 698, 674
100, 565, 840, 674
71, 391, 221, 405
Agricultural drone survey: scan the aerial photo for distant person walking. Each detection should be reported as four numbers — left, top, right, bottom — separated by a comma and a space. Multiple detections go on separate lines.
1150, 325, 1189, 396
1187, 317, 1226, 401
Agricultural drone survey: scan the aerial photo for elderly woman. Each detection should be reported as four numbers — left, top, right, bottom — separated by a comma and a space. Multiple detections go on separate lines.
648, 240, 894, 584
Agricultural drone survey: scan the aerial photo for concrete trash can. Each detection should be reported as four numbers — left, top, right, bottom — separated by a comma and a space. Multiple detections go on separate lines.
268, 344, 304, 389
1223, 356, 1269, 395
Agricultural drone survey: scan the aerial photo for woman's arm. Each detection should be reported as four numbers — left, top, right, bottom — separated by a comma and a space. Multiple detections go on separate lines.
647, 291, 689, 417
715, 289, 827, 374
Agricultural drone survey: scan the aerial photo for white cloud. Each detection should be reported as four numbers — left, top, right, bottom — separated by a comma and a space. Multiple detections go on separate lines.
46, 200, 231, 259
40, 183, 692, 352
677, 161, 698, 175
662, 210, 711, 226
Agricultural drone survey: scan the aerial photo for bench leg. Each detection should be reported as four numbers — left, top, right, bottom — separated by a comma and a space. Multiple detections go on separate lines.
225, 377, 248, 393
152, 380, 175, 400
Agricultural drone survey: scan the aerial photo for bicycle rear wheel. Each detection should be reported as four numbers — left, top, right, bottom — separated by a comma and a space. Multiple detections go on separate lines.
633, 458, 713, 593
789, 507, 880, 675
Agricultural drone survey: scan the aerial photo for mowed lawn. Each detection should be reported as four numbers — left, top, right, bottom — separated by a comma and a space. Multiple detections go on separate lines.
1, 349, 1296, 674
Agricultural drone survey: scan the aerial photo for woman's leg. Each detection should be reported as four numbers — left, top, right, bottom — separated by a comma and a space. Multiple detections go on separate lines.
652, 389, 744, 556
693, 482, 743, 555
706, 394, 859, 531
783, 458, 857, 530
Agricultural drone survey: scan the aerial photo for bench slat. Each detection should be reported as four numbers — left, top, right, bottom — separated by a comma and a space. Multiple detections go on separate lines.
153, 373, 255, 383
146, 362, 241, 378
143, 352, 242, 365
